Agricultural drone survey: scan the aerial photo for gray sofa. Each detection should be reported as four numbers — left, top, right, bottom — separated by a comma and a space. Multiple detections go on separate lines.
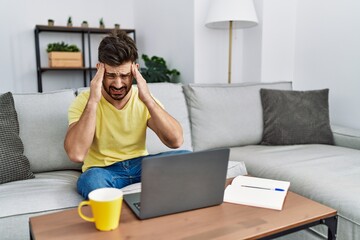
1, 82, 360, 239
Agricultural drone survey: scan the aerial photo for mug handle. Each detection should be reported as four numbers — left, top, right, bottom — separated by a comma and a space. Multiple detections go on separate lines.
78, 201, 95, 222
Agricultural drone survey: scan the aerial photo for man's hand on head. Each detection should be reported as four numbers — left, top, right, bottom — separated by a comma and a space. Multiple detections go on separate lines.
89, 63, 105, 105
132, 63, 153, 105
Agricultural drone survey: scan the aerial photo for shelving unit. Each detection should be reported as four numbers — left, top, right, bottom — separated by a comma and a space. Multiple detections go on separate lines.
34, 25, 136, 92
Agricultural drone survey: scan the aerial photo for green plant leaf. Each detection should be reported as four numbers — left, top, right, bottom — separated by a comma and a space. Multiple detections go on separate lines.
46, 41, 80, 52
140, 54, 180, 83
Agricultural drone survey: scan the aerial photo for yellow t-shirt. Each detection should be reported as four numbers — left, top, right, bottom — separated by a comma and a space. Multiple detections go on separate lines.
68, 87, 155, 172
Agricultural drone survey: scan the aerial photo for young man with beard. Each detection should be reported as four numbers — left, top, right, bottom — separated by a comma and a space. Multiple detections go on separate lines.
64, 30, 185, 199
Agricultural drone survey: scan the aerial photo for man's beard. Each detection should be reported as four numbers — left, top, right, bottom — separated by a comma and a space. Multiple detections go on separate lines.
103, 83, 130, 101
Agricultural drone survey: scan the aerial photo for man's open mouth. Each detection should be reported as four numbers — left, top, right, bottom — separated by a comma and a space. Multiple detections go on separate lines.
110, 86, 126, 95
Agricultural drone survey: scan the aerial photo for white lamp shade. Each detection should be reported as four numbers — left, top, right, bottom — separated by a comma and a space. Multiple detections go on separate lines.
205, 0, 258, 29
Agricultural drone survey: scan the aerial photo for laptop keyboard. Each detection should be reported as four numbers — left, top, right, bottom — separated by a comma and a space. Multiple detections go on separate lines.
134, 202, 141, 210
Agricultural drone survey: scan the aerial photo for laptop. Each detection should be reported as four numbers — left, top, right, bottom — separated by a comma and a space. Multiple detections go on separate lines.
123, 148, 230, 219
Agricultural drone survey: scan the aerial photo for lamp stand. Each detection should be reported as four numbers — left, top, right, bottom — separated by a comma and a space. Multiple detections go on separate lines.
228, 21, 233, 84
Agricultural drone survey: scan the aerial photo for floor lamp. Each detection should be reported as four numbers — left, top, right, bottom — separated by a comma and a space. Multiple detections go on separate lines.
205, 0, 258, 84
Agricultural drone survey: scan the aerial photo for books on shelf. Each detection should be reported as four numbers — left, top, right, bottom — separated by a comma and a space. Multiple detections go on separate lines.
224, 175, 290, 210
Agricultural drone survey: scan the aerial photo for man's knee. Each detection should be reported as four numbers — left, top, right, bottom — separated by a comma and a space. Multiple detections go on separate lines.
77, 168, 113, 199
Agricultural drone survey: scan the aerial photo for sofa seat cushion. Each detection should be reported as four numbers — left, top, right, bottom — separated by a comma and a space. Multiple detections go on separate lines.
0, 170, 82, 218
230, 144, 360, 239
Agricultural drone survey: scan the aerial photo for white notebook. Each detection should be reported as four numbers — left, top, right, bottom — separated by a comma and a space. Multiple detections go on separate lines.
224, 175, 290, 210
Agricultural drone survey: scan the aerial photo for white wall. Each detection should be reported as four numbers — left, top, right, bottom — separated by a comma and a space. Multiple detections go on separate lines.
0, 0, 134, 93
293, 0, 360, 129
195, 0, 247, 84
259, 0, 360, 129
242, 0, 263, 83
134, 0, 194, 84
260, 0, 297, 83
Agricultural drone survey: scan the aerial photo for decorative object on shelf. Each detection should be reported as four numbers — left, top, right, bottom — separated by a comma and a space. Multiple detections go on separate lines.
81, 21, 88, 28
46, 42, 82, 67
99, 18, 105, 28
114, 23, 120, 29
47, 42, 80, 52
67, 16, 73, 27
140, 54, 180, 83
48, 19, 54, 26
205, 0, 258, 84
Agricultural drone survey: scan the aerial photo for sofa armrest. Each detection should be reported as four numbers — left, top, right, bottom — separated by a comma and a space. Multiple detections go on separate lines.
332, 124, 360, 150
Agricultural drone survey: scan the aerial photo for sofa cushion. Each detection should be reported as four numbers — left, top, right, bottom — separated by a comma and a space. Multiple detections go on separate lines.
332, 124, 360, 150
183, 82, 292, 151
230, 144, 360, 240
0, 92, 34, 184
13, 90, 82, 173
146, 83, 193, 153
0, 170, 82, 218
260, 88, 334, 145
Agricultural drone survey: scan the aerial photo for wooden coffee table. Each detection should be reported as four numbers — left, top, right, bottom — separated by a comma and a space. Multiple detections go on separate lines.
29, 190, 337, 240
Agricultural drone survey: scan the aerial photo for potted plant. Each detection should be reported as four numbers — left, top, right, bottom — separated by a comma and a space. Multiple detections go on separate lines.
47, 41, 82, 68
67, 16, 72, 27
99, 18, 105, 28
140, 54, 180, 83
81, 21, 88, 28
114, 23, 120, 29
48, 19, 54, 26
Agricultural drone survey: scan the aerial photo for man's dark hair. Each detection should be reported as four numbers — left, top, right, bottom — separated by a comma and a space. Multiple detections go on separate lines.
98, 30, 138, 66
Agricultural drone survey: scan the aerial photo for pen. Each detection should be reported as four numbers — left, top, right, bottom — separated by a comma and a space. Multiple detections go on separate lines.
241, 185, 285, 192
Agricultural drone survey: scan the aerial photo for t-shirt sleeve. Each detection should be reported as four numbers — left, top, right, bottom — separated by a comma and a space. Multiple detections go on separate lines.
68, 91, 89, 125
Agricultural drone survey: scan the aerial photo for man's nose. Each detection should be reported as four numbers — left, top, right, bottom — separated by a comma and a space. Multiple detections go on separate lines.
112, 76, 123, 87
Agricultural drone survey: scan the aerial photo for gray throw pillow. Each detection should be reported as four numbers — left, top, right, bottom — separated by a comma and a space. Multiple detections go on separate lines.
260, 88, 334, 145
0, 92, 34, 184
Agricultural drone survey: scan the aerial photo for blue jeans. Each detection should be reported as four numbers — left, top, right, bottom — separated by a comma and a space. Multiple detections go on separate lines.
77, 150, 191, 199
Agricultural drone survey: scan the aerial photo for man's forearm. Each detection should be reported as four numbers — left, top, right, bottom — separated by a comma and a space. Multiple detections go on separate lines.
131, 64, 183, 148
146, 99, 183, 148
64, 101, 97, 162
